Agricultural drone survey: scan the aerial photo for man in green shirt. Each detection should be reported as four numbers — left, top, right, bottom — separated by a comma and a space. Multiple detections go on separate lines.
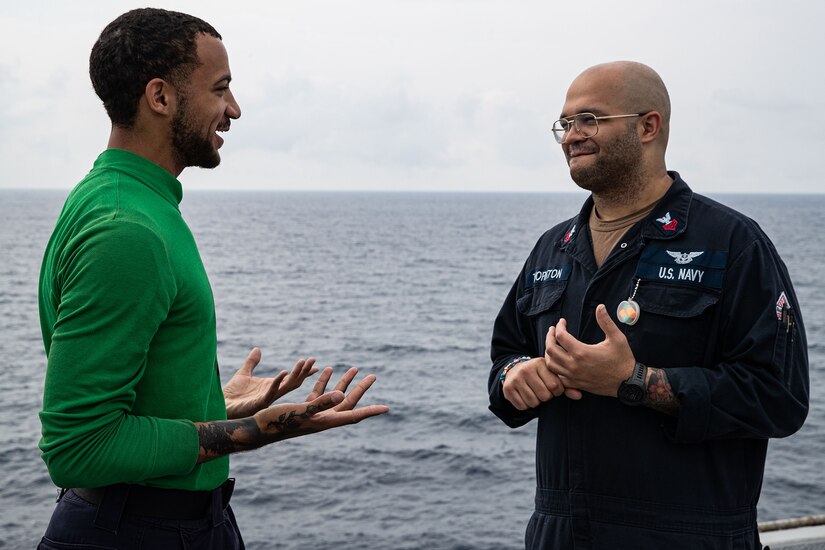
38, 9, 388, 549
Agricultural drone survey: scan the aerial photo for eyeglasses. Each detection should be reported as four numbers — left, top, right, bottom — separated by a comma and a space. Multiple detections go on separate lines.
551, 112, 642, 144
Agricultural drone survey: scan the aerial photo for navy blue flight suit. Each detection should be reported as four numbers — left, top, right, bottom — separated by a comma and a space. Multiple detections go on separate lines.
489, 173, 809, 550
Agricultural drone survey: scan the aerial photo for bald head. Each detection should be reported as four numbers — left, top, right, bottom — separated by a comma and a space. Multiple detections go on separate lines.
571, 61, 671, 147
559, 61, 674, 208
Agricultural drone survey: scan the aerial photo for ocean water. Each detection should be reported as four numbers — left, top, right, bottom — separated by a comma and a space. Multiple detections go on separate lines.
0, 189, 822, 549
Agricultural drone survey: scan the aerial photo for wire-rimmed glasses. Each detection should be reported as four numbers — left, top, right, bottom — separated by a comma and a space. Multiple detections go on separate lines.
551, 113, 642, 144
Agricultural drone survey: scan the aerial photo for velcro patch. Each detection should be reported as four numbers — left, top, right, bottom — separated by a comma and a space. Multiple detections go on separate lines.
635, 246, 727, 289
525, 265, 572, 289
776, 291, 788, 320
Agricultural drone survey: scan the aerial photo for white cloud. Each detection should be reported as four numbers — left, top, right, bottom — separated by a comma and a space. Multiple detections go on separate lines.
2, 0, 824, 192
235, 74, 453, 168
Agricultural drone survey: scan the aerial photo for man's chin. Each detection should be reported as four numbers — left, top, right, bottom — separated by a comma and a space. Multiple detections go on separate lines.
569, 167, 601, 192
196, 157, 221, 169
193, 150, 221, 169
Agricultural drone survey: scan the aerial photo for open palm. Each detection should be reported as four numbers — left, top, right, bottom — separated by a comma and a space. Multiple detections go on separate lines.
224, 348, 318, 419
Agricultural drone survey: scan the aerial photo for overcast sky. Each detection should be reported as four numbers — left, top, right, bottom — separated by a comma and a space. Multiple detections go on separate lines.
2, 1, 823, 193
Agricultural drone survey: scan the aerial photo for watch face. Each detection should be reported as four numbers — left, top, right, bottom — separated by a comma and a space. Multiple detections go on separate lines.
620, 383, 645, 404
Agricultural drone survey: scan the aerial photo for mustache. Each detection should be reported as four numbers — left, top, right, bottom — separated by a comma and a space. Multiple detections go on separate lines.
568, 143, 597, 156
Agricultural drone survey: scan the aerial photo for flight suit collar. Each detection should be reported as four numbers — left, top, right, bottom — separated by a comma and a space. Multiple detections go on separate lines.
558, 171, 693, 254
641, 171, 693, 241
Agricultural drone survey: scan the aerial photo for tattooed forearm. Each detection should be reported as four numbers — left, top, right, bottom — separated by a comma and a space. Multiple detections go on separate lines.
197, 417, 261, 463
643, 368, 681, 416
196, 404, 325, 463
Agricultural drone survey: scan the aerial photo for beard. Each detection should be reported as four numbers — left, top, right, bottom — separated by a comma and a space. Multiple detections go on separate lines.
171, 94, 221, 170
568, 126, 644, 204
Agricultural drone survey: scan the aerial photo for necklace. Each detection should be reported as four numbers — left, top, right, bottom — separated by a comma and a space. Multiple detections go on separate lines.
617, 278, 641, 325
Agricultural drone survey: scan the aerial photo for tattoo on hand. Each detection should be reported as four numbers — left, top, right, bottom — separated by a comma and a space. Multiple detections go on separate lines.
263, 404, 320, 433
644, 369, 680, 416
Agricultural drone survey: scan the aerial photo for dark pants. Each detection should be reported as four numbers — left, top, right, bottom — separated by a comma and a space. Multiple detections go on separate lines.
38, 487, 244, 550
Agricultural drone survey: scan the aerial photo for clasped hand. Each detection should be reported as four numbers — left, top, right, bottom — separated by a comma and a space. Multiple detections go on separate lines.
502, 304, 636, 410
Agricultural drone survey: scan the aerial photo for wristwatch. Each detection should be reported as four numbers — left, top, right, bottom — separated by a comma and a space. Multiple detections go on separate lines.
618, 362, 647, 406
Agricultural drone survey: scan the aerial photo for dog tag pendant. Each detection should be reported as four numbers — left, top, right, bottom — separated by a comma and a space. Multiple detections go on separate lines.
617, 300, 641, 325
617, 279, 641, 325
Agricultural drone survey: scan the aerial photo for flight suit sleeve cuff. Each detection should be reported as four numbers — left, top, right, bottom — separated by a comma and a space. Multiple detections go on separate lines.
663, 368, 711, 443
488, 371, 538, 428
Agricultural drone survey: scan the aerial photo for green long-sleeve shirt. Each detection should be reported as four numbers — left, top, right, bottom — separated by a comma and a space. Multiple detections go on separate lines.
39, 149, 228, 490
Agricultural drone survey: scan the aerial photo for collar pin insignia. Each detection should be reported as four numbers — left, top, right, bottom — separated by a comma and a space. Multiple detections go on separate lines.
656, 212, 678, 231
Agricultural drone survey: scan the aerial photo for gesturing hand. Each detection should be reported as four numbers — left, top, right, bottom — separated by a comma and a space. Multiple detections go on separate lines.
545, 304, 636, 397
224, 348, 319, 419
253, 367, 390, 440
198, 365, 389, 463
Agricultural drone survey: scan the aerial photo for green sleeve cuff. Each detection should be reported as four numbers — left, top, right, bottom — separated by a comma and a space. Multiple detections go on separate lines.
149, 418, 200, 478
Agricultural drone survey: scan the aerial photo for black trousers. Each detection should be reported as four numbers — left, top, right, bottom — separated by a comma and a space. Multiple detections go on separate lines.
38, 487, 245, 549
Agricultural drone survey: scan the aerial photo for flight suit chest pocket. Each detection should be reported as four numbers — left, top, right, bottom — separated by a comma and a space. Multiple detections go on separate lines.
517, 264, 571, 317
517, 265, 571, 353
634, 284, 719, 317
516, 283, 566, 317
628, 283, 720, 367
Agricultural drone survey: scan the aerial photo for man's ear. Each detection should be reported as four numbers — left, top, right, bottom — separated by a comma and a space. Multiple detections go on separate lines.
144, 78, 176, 116
639, 111, 663, 144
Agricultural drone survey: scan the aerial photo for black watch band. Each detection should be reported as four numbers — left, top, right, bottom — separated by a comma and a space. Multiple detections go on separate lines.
618, 362, 647, 406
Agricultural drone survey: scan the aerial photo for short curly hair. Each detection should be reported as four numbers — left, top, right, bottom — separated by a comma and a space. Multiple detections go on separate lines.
89, 8, 221, 128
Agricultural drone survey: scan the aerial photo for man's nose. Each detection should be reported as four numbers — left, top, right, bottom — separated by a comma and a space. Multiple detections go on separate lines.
562, 124, 586, 145
226, 89, 241, 119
